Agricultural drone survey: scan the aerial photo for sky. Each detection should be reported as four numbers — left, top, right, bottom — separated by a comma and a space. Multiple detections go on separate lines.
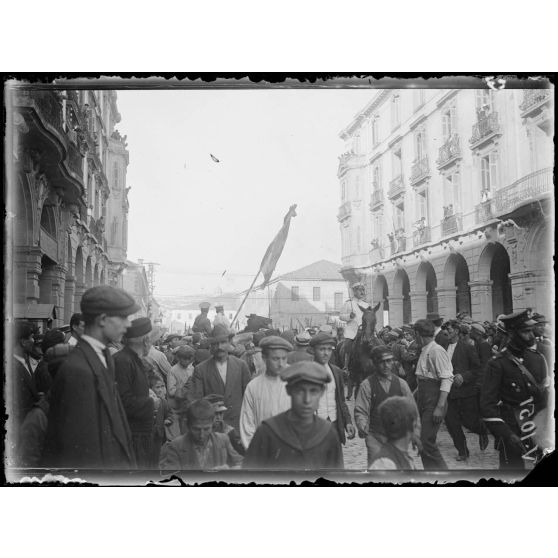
116, 89, 374, 297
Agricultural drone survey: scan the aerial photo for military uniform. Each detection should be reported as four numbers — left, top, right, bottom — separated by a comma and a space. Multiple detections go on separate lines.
480, 311, 549, 470
193, 302, 212, 336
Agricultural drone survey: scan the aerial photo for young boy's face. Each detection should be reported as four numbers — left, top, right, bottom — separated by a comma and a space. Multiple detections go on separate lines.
152, 381, 166, 399
189, 419, 214, 445
312, 343, 333, 365
288, 381, 324, 421
177, 356, 193, 368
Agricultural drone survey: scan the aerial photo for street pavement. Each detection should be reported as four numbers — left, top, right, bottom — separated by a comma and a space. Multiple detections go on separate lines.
342, 399, 500, 471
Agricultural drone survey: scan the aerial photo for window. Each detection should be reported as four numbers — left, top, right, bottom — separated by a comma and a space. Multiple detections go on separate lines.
373, 166, 381, 191
413, 89, 426, 110
481, 151, 499, 193
395, 203, 405, 230
417, 190, 428, 222
441, 105, 457, 141
415, 128, 426, 160
374, 212, 383, 240
291, 286, 299, 301
356, 226, 361, 251
113, 162, 119, 189
391, 94, 401, 129
313, 287, 321, 301
444, 173, 462, 213
334, 292, 343, 311
392, 148, 402, 177
476, 90, 494, 113
371, 115, 379, 145
355, 176, 361, 200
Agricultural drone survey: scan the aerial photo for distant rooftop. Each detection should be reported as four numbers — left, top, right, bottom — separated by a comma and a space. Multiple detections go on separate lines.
276, 259, 344, 282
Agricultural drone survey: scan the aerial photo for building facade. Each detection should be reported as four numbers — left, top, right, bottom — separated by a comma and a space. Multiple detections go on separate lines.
337, 88, 553, 327
240, 260, 348, 331
7, 86, 130, 329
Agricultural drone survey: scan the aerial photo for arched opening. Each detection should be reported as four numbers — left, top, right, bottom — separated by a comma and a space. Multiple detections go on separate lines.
394, 268, 412, 324
75, 247, 84, 285
40, 205, 57, 236
100, 268, 106, 285
373, 274, 389, 327
39, 254, 57, 304
444, 253, 471, 316
93, 262, 100, 286
417, 261, 438, 315
490, 244, 512, 318
15, 174, 34, 245
85, 257, 93, 288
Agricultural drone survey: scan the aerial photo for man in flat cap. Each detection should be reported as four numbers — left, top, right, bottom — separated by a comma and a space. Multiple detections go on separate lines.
530, 313, 553, 371
287, 331, 313, 364
192, 302, 212, 336
309, 332, 355, 445
481, 310, 550, 470
114, 317, 158, 468
213, 304, 230, 329
239, 336, 293, 450
43, 286, 138, 469
191, 324, 251, 432
243, 361, 344, 470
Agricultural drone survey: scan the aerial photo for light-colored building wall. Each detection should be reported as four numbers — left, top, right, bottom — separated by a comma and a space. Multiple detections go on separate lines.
338, 88, 553, 326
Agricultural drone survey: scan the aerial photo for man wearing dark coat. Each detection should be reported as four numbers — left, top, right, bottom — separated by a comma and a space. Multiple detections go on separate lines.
43, 286, 138, 470
243, 361, 344, 469
192, 301, 212, 336
114, 317, 157, 468
443, 320, 486, 460
191, 324, 251, 432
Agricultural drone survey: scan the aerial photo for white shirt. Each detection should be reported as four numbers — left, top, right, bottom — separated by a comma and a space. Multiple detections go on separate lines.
216, 360, 227, 385
447, 341, 457, 361
415, 340, 454, 392
81, 334, 108, 368
316, 364, 337, 422
239, 373, 291, 448
339, 298, 371, 339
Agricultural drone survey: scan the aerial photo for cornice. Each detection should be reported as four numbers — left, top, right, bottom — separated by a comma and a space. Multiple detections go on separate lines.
339, 90, 391, 139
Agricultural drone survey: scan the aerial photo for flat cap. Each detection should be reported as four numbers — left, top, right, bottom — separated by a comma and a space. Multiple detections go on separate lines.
42, 329, 65, 353
165, 334, 182, 343
294, 331, 311, 346
175, 345, 195, 358
81, 286, 140, 317
426, 312, 442, 321
259, 335, 293, 352
281, 361, 332, 386
203, 393, 228, 412
471, 322, 486, 335
125, 317, 152, 338
386, 331, 400, 341
500, 310, 537, 331
199, 301, 210, 310
392, 327, 403, 336
309, 332, 336, 347
401, 324, 414, 333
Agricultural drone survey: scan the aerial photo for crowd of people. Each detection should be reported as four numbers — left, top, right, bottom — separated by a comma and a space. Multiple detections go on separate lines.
8, 282, 554, 474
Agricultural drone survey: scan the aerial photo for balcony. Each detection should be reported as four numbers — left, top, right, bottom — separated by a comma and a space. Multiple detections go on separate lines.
410, 156, 430, 185
475, 199, 495, 224
387, 175, 405, 200
369, 239, 385, 262
413, 223, 431, 247
441, 212, 462, 236
369, 189, 384, 211
469, 111, 501, 149
89, 216, 106, 245
388, 230, 406, 255
519, 89, 552, 134
493, 167, 553, 216
66, 140, 84, 180
337, 201, 352, 222
33, 90, 66, 140
437, 134, 461, 168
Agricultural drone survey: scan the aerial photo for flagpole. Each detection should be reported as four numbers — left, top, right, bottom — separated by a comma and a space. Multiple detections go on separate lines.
231, 269, 261, 329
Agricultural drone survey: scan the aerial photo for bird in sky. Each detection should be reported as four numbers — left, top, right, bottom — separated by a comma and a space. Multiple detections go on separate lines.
210, 154, 220, 163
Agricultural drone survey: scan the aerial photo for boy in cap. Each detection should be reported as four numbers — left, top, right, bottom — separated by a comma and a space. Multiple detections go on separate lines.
481, 310, 550, 469
309, 332, 355, 445
168, 345, 196, 437
204, 394, 244, 455
239, 336, 293, 449
159, 399, 243, 470
43, 286, 138, 469
243, 361, 344, 470
114, 317, 158, 468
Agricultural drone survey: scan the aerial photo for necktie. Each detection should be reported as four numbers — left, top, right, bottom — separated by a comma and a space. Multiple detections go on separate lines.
24, 356, 34, 377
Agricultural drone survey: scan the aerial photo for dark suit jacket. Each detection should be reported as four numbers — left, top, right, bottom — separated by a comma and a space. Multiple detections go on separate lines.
449, 340, 481, 399
114, 346, 155, 434
43, 340, 135, 469
329, 363, 353, 445
11, 357, 39, 432
191, 355, 251, 431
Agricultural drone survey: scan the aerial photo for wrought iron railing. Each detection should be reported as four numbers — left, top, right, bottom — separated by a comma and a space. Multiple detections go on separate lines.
470, 112, 500, 146
475, 200, 495, 224
413, 225, 431, 247
520, 89, 551, 113
370, 189, 384, 209
337, 201, 352, 221
493, 167, 553, 215
410, 156, 429, 184
388, 175, 405, 199
34, 91, 65, 139
441, 213, 462, 236
437, 134, 460, 167
67, 140, 84, 179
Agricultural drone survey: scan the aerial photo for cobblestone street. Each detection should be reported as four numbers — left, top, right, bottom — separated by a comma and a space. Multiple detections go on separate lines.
342, 399, 500, 471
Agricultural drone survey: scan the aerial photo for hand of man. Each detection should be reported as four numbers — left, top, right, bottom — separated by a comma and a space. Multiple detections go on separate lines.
357, 427, 367, 439
453, 373, 464, 387
346, 424, 356, 439
433, 403, 446, 424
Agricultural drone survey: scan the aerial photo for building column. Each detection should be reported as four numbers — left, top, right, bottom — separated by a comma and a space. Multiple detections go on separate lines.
410, 290, 428, 323
508, 270, 552, 314
14, 246, 43, 304
468, 280, 493, 322
64, 275, 76, 322
39, 265, 67, 327
74, 282, 87, 313
436, 286, 457, 320
387, 295, 403, 327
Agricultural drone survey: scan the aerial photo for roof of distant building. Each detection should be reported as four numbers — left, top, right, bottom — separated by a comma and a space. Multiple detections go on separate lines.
275, 259, 343, 282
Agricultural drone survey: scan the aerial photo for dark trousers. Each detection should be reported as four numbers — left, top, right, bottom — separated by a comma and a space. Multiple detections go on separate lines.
417, 379, 448, 470
444, 396, 482, 456
132, 432, 154, 469
495, 436, 525, 470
